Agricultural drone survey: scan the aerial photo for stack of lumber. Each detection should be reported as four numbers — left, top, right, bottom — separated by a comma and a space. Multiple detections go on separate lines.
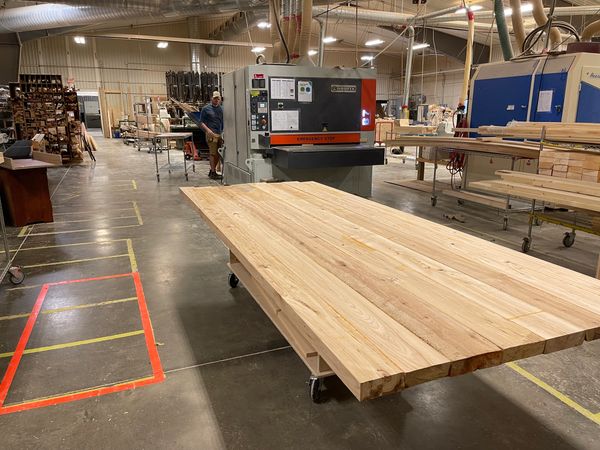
478, 122, 600, 144
539, 149, 600, 182
387, 136, 539, 159
471, 170, 600, 213
182, 181, 600, 401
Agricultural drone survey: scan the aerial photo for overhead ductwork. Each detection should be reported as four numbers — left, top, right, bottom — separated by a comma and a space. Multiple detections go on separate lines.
0, 1, 271, 34
205, 11, 266, 57
312, 5, 412, 26
509, 0, 527, 51
494, 0, 513, 60
582, 19, 600, 42
531, 0, 561, 48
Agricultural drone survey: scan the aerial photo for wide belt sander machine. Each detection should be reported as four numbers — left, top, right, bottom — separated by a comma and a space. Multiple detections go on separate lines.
221, 64, 385, 197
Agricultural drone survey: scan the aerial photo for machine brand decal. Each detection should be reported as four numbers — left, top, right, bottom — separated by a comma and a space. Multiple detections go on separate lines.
331, 84, 357, 93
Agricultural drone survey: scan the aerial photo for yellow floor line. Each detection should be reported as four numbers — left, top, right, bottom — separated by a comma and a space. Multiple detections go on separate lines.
6, 283, 44, 291
52, 200, 136, 211
42, 296, 138, 315
17, 226, 29, 238
506, 362, 600, 425
131, 180, 137, 190
23, 253, 129, 269
24, 224, 141, 236
52, 215, 138, 225
133, 201, 143, 225
0, 297, 138, 321
0, 330, 145, 359
0, 312, 30, 321
127, 239, 138, 272
0, 238, 128, 255
53, 207, 134, 216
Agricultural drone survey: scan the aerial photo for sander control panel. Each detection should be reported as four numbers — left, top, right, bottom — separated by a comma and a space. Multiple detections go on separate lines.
249, 90, 269, 131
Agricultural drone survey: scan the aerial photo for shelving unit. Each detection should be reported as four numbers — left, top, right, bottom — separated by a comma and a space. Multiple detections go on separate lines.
10, 74, 82, 163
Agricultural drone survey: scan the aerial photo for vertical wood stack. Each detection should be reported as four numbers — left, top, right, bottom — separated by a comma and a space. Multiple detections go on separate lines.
538, 149, 600, 182
10, 74, 83, 163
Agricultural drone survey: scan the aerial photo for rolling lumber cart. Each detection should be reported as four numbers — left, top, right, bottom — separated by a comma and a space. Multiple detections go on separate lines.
182, 182, 600, 403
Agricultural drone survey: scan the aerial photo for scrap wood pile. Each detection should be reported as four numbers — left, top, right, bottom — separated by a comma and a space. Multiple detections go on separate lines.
182, 181, 600, 401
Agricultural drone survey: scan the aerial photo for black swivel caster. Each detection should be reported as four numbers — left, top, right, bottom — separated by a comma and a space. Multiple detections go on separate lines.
228, 272, 239, 288
431, 196, 437, 207
308, 376, 322, 403
521, 237, 531, 253
562, 232, 576, 248
8, 266, 24, 285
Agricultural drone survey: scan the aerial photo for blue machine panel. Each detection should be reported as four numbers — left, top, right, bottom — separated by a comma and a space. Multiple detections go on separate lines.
469, 75, 532, 128
576, 81, 600, 123
531, 72, 568, 122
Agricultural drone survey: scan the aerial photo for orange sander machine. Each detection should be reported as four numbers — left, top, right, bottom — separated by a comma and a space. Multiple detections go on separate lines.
221, 65, 385, 197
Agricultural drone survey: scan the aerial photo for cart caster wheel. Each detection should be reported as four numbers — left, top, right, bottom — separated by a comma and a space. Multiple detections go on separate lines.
431, 197, 437, 207
156, 175, 160, 182
534, 218, 542, 226
185, 175, 189, 181
228, 272, 239, 288
457, 199, 464, 206
502, 217, 508, 231
521, 237, 531, 253
562, 232, 576, 248
8, 266, 24, 285
185, 154, 191, 160
308, 376, 322, 403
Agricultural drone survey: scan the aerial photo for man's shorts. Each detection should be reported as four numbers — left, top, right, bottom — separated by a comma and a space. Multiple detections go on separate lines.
207, 134, 222, 156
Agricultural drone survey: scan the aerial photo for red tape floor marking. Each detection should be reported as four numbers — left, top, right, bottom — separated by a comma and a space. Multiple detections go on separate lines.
0, 272, 164, 415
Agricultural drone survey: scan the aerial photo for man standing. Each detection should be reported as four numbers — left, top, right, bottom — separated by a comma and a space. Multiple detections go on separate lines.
199, 91, 224, 180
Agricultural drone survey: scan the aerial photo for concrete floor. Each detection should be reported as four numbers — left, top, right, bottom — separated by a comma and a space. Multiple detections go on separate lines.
0, 138, 599, 449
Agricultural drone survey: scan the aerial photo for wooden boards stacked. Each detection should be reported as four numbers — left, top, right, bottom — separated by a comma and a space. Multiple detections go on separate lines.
388, 136, 540, 159
471, 170, 600, 213
182, 181, 600, 401
539, 149, 600, 182
478, 122, 600, 145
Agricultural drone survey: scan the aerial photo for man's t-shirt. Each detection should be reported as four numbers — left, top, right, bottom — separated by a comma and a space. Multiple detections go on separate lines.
200, 104, 224, 135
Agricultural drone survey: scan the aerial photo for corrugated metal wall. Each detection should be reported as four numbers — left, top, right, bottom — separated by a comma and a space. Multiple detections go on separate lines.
19, 17, 399, 102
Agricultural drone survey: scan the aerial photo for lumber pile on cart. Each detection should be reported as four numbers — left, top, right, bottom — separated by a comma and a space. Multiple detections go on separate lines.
538, 149, 600, 181
478, 122, 600, 144
471, 170, 600, 213
388, 136, 540, 159
182, 181, 600, 401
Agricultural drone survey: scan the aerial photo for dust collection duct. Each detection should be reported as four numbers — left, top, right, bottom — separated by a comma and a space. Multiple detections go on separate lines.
0, 1, 270, 33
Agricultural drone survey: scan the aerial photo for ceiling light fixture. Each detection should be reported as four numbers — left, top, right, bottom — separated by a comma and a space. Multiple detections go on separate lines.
360, 55, 374, 61
308, 50, 318, 56
412, 43, 430, 50
365, 38, 384, 47
257, 21, 271, 29
503, 3, 533, 17
251, 46, 266, 53
73, 36, 86, 44
157, 41, 169, 48
322, 36, 337, 44
455, 5, 483, 14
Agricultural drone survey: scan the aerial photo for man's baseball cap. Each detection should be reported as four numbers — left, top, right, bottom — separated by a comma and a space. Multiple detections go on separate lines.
212, 91, 221, 98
